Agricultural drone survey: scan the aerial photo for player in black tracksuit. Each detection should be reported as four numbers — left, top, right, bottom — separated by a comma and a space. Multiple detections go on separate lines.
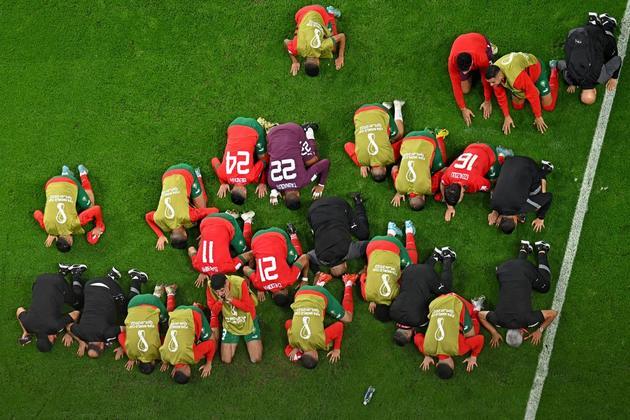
478, 240, 557, 348
389, 248, 456, 346
307, 194, 370, 276
488, 156, 554, 234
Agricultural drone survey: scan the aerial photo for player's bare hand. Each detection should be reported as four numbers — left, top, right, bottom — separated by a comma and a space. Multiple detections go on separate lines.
531, 218, 545, 232
45, 235, 56, 247
125, 360, 136, 371
62, 333, 73, 347
256, 183, 268, 198
199, 362, 212, 378
566, 85, 576, 94
257, 291, 266, 302
114, 346, 124, 360
290, 62, 300, 76
194, 273, 209, 288
606, 78, 618, 92
461, 107, 475, 126
391, 193, 405, 207
77, 341, 87, 357
288, 348, 301, 362
155, 236, 168, 251
270, 189, 280, 205
312, 184, 325, 199
525, 329, 543, 345
445, 206, 456, 222
463, 356, 478, 372
160, 362, 169, 372
534, 117, 548, 134
368, 302, 376, 314
479, 101, 492, 119
502, 116, 515, 135
217, 184, 230, 198
327, 349, 341, 363
335, 56, 344, 70
420, 356, 435, 371
487, 211, 499, 226
490, 333, 503, 348
360, 166, 370, 178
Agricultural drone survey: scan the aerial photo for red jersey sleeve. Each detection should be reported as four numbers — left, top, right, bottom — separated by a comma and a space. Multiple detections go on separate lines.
189, 207, 219, 223
193, 339, 217, 363
467, 174, 491, 193
324, 322, 344, 350
212, 157, 228, 184
229, 282, 256, 319
33, 210, 46, 231
117, 331, 127, 354
461, 334, 485, 357
480, 65, 493, 102
287, 37, 298, 56
145, 211, 165, 238
413, 333, 426, 355
513, 71, 542, 118
448, 59, 467, 109
493, 86, 511, 117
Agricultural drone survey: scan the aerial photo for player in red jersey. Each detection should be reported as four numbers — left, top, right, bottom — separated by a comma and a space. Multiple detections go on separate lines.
438, 144, 512, 222
243, 227, 310, 306
211, 117, 269, 205
448, 33, 497, 126
188, 212, 255, 287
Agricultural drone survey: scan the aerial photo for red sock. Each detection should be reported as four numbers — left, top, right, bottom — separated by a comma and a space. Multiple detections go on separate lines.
512, 99, 525, 110
167, 294, 176, 312
80, 174, 93, 193
406, 232, 418, 264
243, 221, 253, 247
290, 233, 303, 255
543, 68, 559, 112
344, 142, 361, 167
342, 285, 354, 315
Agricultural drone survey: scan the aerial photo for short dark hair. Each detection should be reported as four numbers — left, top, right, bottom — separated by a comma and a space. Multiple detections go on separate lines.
393, 329, 411, 347
304, 61, 320, 77
56, 238, 71, 253
372, 171, 387, 183
456, 53, 473, 72
87, 343, 103, 358
285, 194, 301, 210
170, 234, 188, 249
272, 292, 291, 307
499, 217, 516, 234
36, 334, 53, 352
210, 274, 227, 290
230, 189, 245, 205
409, 195, 425, 211
138, 362, 155, 374
486, 65, 500, 80
444, 184, 462, 206
436, 362, 454, 379
173, 370, 190, 384
300, 354, 318, 369
374, 304, 391, 322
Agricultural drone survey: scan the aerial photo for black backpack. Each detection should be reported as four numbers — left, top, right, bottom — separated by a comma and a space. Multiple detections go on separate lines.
564, 26, 604, 85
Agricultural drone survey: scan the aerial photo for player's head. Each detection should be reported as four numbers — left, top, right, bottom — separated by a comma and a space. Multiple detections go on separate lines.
170, 227, 188, 249
374, 304, 391, 322
485, 65, 504, 86
499, 216, 516, 235
172, 364, 191, 384
271, 289, 291, 307
371, 166, 387, 182
409, 194, 426, 211
436, 357, 455, 380
87, 342, 105, 359
285, 191, 301, 210
56, 235, 73, 253
304, 57, 320, 77
230, 185, 247, 205
506, 329, 524, 348
444, 184, 463, 206
138, 361, 156, 374
35, 333, 55, 352
330, 262, 348, 277
581, 88, 597, 105
393, 327, 413, 346
456, 52, 473, 73
210, 274, 228, 296
300, 351, 319, 369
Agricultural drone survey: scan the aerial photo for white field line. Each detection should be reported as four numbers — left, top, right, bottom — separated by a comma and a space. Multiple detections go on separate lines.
524, 3, 630, 419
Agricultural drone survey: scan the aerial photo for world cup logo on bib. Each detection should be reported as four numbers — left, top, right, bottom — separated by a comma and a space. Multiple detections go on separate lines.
137, 330, 149, 352
299, 316, 312, 340
56, 203, 67, 224
164, 197, 175, 220
310, 29, 322, 48
168, 330, 179, 352
367, 133, 379, 156
379, 274, 392, 297
405, 160, 417, 183
434, 318, 446, 342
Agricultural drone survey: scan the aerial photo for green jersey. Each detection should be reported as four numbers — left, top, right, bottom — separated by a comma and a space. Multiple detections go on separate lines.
354, 105, 395, 167
210, 276, 257, 336
424, 294, 464, 356
43, 180, 84, 236
154, 172, 192, 232
288, 289, 328, 351
124, 305, 162, 363
494, 52, 539, 99
365, 245, 402, 305
159, 308, 196, 365
396, 133, 437, 195
297, 11, 334, 58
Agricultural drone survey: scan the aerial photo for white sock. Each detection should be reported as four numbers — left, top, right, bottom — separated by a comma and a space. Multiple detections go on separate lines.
387, 229, 397, 237
345, 281, 353, 287
394, 103, 403, 121
305, 127, 315, 140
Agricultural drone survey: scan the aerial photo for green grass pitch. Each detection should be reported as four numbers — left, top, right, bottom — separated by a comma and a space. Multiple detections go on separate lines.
2, 1, 628, 418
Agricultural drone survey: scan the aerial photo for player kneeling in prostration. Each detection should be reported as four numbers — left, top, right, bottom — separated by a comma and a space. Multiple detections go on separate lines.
188, 211, 254, 287
284, 4, 346, 77
344, 101, 405, 182
391, 128, 449, 211
207, 274, 263, 364
243, 226, 310, 306
33, 165, 105, 252
145, 163, 217, 250
212, 117, 269, 205
114, 284, 177, 374
415, 293, 485, 379
159, 303, 217, 384
439, 143, 513, 222
284, 273, 356, 369
358, 220, 418, 322
267, 123, 331, 210
478, 240, 557, 348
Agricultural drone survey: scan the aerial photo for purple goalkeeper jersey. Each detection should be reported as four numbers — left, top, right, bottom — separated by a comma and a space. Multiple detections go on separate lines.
267, 123, 330, 191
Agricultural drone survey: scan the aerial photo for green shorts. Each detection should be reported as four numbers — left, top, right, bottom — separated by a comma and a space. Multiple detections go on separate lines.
404, 130, 446, 172
167, 163, 202, 199
363, 103, 399, 139
54, 173, 92, 211
485, 145, 502, 180
230, 117, 266, 155
535, 59, 551, 97
221, 318, 261, 344
252, 227, 299, 263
